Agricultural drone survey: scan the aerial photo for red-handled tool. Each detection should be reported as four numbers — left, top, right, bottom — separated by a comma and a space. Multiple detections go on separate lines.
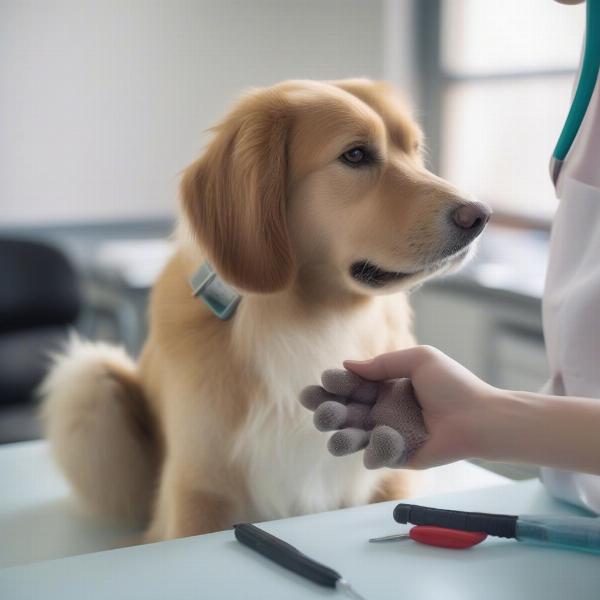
369, 525, 487, 549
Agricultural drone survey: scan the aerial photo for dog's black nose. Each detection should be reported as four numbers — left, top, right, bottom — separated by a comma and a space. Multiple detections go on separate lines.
452, 202, 492, 232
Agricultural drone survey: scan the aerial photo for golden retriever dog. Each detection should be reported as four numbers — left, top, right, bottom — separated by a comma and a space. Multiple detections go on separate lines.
41, 79, 490, 542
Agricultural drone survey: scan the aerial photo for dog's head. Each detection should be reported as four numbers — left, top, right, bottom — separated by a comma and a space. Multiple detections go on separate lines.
182, 79, 490, 296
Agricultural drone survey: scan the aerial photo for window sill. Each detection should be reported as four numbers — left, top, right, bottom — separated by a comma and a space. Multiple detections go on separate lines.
427, 223, 550, 303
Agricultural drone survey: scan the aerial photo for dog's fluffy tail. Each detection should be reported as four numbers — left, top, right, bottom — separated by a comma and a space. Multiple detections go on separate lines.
40, 336, 158, 524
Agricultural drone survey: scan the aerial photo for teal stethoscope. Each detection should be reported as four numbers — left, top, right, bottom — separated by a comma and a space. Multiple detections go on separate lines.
550, 0, 600, 185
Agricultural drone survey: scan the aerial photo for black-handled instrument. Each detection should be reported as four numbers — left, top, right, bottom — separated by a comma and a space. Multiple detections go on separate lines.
233, 523, 366, 599
393, 503, 518, 538
393, 503, 600, 554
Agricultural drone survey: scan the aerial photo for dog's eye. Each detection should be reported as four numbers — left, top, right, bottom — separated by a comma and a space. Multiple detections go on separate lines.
340, 147, 369, 167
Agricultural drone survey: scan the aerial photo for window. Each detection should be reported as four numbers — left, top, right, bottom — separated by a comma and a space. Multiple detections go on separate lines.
436, 0, 585, 222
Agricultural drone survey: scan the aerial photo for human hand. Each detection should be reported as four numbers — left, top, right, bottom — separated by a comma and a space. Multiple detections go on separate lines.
305, 345, 600, 476
300, 369, 427, 469
344, 346, 501, 469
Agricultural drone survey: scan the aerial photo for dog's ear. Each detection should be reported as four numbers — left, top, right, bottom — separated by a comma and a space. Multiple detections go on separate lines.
181, 92, 293, 293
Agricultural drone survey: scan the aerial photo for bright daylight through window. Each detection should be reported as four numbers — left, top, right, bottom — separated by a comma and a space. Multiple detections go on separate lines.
439, 0, 585, 220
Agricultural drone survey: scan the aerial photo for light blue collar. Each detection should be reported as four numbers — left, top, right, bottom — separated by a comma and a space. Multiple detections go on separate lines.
189, 262, 241, 320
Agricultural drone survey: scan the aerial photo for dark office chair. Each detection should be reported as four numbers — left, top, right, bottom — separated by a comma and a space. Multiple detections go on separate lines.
0, 238, 81, 443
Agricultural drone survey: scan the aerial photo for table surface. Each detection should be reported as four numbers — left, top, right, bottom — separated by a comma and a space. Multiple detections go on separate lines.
1, 445, 599, 600
0, 440, 507, 570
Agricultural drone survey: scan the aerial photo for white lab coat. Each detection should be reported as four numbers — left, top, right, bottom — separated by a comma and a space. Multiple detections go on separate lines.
540, 67, 600, 514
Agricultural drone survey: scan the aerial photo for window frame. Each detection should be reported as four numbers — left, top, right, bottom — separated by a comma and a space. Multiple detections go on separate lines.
414, 0, 578, 231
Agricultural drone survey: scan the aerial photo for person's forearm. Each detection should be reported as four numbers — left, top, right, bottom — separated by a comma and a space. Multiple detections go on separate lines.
475, 390, 600, 475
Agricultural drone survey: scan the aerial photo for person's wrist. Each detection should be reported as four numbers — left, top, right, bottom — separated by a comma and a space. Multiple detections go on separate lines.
473, 388, 540, 463
462, 386, 522, 462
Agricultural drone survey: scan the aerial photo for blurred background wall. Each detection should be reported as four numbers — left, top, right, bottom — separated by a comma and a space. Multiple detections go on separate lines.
1, 0, 416, 225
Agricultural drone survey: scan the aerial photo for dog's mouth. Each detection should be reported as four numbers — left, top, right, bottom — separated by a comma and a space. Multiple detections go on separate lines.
350, 248, 470, 288
350, 261, 413, 287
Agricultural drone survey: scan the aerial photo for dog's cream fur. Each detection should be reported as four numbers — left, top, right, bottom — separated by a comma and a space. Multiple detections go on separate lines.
42, 79, 482, 541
